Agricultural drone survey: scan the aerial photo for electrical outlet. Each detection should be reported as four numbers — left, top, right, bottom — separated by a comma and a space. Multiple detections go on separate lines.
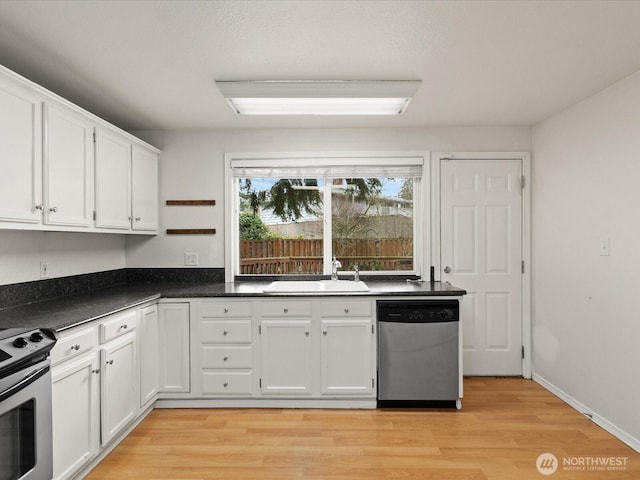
40, 261, 49, 278
184, 253, 199, 266
599, 236, 610, 256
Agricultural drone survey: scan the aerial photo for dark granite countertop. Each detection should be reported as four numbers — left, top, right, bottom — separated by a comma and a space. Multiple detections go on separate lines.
0, 280, 465, 333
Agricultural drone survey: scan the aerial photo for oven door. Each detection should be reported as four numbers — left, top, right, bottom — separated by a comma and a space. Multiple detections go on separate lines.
0, 361, 53, 480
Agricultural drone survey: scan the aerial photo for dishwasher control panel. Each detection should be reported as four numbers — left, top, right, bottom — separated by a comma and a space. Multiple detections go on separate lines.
377, 300, 459, 323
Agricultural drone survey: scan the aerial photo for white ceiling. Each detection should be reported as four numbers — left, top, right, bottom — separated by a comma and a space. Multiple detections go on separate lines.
1, 0, 640, 131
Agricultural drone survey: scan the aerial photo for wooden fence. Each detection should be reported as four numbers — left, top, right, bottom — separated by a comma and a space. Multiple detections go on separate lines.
239, 238, 412, 274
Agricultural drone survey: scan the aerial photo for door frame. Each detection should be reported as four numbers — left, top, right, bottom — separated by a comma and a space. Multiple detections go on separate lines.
431, 152, 532, 379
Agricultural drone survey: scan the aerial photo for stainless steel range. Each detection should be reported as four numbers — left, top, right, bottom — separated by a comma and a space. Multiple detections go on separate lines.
0, 327, 57, 480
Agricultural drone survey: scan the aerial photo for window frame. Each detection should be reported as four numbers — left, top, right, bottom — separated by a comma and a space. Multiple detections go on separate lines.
224, 151, 430, 282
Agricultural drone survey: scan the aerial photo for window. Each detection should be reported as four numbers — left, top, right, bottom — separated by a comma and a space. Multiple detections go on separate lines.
226, 154, 426, 280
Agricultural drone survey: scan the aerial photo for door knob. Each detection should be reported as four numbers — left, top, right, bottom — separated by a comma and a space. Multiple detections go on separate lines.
444, 266, 451, 274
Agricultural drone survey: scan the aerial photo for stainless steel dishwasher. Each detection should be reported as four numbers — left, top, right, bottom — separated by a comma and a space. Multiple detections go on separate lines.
377, 300, 460, 408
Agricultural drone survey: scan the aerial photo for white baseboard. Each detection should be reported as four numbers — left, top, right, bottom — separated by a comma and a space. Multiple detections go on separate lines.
533, 373, 640, 453
155, 398, 377, 409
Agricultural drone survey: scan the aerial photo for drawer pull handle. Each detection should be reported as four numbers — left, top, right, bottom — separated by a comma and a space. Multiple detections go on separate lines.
223, 307, 229, 313
91, 368, 100, 374
71, 344, 80, 351
223, 330, 228, 335
284, 307, 288, 313
344, 307, 350, 313
223, 382, 229, 388
223, 356, 229, 362
106, 359, 114, 365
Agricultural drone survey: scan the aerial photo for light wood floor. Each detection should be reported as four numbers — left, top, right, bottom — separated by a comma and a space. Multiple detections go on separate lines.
86, 378, 639, 479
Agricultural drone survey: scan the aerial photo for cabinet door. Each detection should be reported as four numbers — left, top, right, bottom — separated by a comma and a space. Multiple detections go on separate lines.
131, 145, 158, 232
43, 103, 93, 227
95, 127, 131, 230
52, 353, 100, 480
158, 303, 190, 393
0, 77, 42, 224
101, 331, 137, 446
260, 319, 312, 395
321, 319, 374, 395
139, 305, 159, 408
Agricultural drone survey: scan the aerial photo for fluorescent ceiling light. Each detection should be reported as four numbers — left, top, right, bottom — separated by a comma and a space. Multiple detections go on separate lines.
216, 80, 420, 115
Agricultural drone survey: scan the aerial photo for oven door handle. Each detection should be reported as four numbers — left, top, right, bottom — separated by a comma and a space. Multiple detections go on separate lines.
0, 364, 50, 403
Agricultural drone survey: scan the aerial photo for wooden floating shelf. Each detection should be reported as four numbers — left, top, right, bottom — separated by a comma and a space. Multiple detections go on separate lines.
166, 200, 216, 206
166, 228, 216, 235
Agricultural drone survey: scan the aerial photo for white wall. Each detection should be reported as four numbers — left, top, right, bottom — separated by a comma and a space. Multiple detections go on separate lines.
126, 126, 531, 268
532, 71, 640, 448
0, 230, 125, 285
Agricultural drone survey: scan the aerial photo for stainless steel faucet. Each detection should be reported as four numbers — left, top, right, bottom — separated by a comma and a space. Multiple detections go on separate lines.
331, 254, 342, 280
353, 265, 360, 281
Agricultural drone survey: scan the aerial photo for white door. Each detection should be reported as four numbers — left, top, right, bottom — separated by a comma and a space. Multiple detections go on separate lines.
441, 159, 523, 376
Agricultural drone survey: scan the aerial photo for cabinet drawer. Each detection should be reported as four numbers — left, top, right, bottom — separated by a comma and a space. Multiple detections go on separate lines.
100, 310, 137, 343
201, 319, 252, 343
260, 300, 312, 317
202, 371, 253, 395
320, 300, 372, 317
51, 325, 98, 366
201, 301, 252, 318
202, 345, 253, 368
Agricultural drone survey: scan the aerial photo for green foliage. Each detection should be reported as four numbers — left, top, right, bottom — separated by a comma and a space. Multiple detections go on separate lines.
239, 212, 270, 240
266, 179, 322, 222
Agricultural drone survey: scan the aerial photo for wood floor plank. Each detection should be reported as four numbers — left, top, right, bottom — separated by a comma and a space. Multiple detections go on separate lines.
85, 378, 639, 479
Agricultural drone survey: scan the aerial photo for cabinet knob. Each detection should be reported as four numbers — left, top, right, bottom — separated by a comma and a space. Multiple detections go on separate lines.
121, 324, 128, 329
106, 359, 114, 365
284, 307, 289, 313
49, 206, 58, 213
135, 217, 141, 222
223, 307, 229, 313
223, 356, 229, 362
128, 216, 133, 221
71, 344, 80, 351
305, 330, 310, 336
223, 382, 228, 388
34, 204, 44, 211
323, 329, 328, 335
223, 330, 228, 335
344, 307, 350, 313
91, 369, 100, 374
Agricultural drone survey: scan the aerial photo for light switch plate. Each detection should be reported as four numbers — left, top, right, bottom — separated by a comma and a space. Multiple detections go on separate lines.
184, 253, 199, 266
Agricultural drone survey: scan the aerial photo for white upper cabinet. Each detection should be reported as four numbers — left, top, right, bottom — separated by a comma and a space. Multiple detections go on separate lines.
43, 103, 94, 228
0, 64, 159, 234
95, 127, 159, 234
131, 145, 158, 232
0, 73, 42, 224
95, 127, 132, 230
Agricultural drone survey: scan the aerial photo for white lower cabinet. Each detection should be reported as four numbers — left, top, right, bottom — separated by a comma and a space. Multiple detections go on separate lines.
51, 307, 143, 479
100, 330, 137, 446
139, 305, 159, 407
194, 298, 376, 400
320, 319, 375, 395
158, 303, 190, 394
52, 345, 100, 480
260, 319, 313, 395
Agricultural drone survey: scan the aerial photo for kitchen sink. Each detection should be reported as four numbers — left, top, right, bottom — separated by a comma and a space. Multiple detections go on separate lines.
262, 280, 370, 293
